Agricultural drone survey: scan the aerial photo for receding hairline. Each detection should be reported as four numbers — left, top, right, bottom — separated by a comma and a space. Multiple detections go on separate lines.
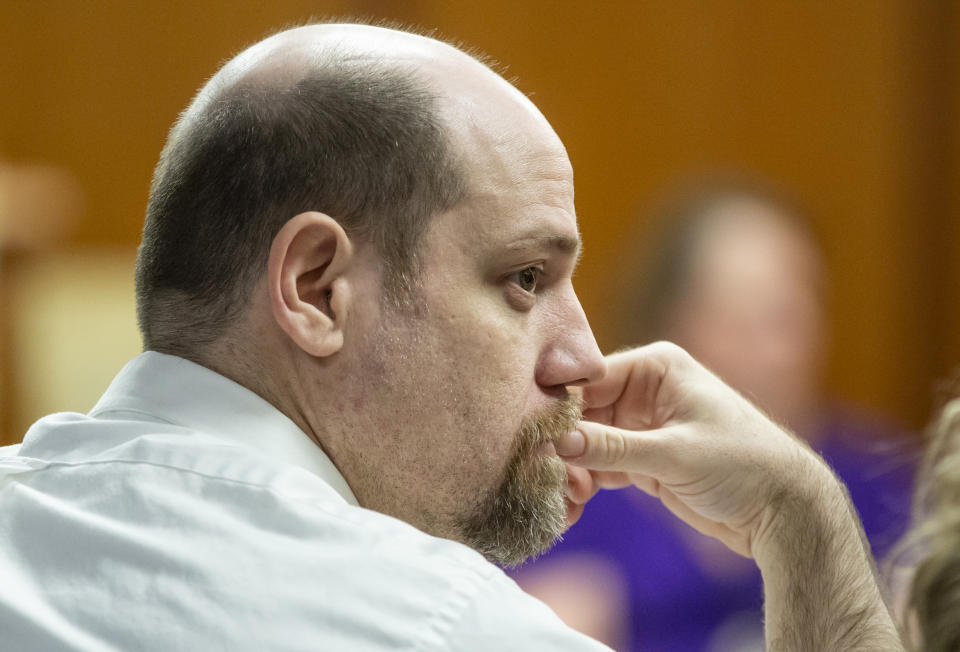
186, 23, 508, 129
174, 21, 553, 209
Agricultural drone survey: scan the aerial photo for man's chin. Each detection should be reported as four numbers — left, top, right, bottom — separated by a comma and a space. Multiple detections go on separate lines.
458, 455, 568, 568
459, 397, 582, 566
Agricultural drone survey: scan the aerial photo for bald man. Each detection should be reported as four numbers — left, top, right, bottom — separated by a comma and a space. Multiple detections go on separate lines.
0, 24, 901, 650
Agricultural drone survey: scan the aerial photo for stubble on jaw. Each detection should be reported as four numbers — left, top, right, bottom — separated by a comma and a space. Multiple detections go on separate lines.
458, 394, 584, 568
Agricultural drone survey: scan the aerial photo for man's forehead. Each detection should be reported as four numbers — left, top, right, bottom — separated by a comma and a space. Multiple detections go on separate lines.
430, 190, 582, 265
450, 139, 579, 254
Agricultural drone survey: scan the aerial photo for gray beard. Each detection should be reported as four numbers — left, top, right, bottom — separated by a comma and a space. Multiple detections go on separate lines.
457, 395, 583, 567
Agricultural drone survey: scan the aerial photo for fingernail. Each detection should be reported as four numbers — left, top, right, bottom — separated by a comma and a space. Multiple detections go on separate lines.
556, 428, 586, 458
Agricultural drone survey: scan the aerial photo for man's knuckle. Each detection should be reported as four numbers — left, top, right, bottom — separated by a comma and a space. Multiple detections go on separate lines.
600, 428, 628, 466
651, 340, 682, 358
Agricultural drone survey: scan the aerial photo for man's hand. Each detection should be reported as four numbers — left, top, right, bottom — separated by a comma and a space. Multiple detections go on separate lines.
557, 342, 904, 651
556, 341, 823, 558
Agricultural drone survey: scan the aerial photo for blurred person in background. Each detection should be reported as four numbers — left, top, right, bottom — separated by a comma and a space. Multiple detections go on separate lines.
511, 176, 918, 651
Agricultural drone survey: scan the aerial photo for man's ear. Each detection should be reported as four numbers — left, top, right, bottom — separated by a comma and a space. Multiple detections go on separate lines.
267, 211, 354, 358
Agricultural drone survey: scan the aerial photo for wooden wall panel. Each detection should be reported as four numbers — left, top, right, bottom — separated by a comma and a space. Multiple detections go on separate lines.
945, 2, 960, 390
1, 1, 956, 436
1, 1, 360, 246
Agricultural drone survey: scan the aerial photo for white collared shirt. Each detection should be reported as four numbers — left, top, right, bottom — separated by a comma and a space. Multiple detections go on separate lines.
0, 352, 608, 651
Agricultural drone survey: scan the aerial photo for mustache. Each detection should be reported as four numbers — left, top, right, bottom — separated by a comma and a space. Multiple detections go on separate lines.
517, 394, 584, 452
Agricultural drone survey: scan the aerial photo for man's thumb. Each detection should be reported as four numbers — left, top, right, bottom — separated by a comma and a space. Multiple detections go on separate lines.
558, 420, 670, 474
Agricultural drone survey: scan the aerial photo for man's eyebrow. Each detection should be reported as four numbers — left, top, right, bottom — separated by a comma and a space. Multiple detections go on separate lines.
505, 233, 582, 257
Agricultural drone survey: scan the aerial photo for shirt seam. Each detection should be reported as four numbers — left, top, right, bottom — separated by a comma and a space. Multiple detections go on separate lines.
5, 457, 354, 519
88, 407, 178, 426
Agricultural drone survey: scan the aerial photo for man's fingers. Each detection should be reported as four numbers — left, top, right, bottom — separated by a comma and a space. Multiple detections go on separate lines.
581, 406, 614, 426
564, 464, 634, 503
629, 474, 661, 497
558, 420, 675, 474
580, 342, 687, 409
563, 463, 596, 504
589, 469, 634, 490
564, 499, 586, 529
657, 489, 750, 558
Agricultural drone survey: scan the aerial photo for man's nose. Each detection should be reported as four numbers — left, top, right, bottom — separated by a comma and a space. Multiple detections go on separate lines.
536, 290, 606, 389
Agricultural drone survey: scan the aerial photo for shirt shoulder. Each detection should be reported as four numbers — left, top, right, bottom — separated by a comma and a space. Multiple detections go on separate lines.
1, 414, 606, 651
442, 567, 614, 652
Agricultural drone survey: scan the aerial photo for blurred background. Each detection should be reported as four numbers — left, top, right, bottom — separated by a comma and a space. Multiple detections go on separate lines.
1, 2, 956, 650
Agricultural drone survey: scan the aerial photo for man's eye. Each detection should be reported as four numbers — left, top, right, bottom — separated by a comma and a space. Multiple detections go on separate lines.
511, 267, 541, 293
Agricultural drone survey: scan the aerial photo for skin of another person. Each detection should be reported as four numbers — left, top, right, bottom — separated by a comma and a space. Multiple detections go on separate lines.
665, 198, 826, 435
163, 24, 902, 650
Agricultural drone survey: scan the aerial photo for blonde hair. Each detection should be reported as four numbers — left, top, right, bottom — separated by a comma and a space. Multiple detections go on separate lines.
898, 395, 960, 651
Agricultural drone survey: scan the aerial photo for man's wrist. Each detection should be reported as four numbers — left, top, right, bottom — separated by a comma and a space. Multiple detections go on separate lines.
751, 451, 903, 650
751, 449, 851, 567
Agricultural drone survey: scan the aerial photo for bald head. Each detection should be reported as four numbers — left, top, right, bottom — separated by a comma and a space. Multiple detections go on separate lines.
136, 23, 555, 357
208, 23, 568, 195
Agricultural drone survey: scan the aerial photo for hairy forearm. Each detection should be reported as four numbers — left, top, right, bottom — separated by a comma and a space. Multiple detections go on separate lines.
755, 455, 904, 651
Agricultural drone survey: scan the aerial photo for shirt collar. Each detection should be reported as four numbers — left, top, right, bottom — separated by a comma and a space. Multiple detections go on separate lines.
90, 351, 359, 506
